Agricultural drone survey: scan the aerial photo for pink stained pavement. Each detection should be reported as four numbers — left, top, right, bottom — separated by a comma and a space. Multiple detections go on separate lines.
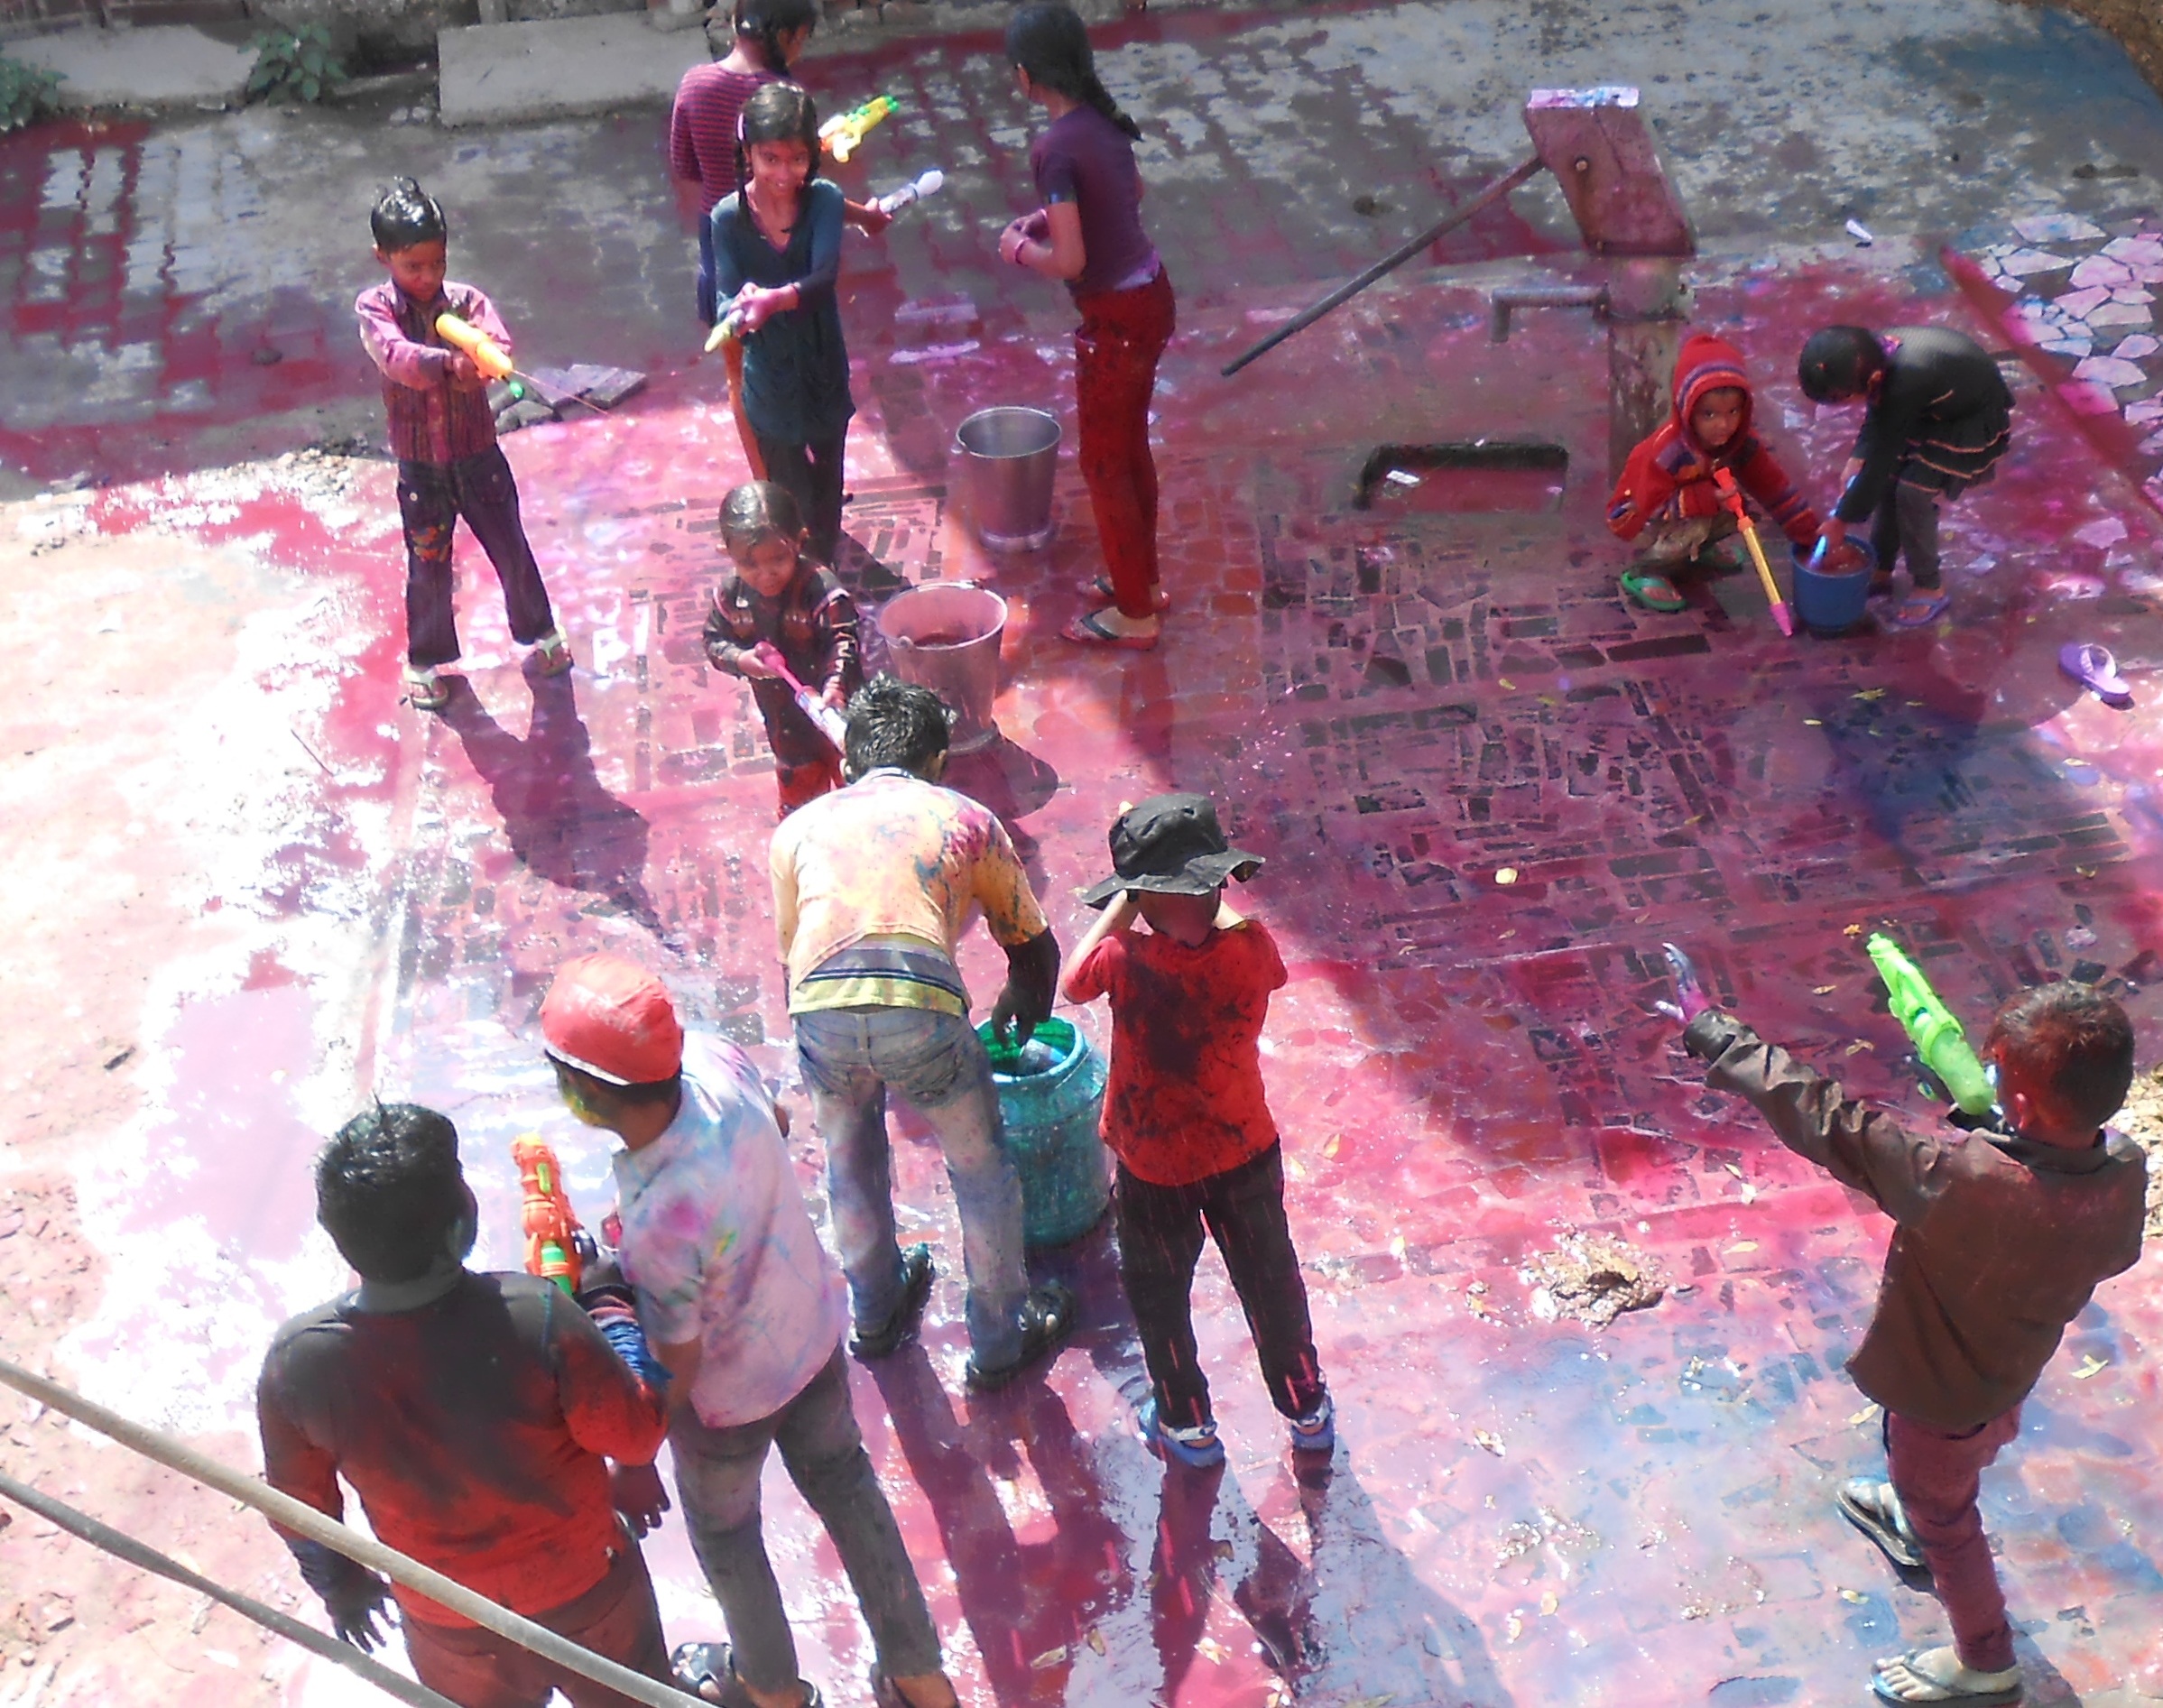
217, 263, 2163, 1702
10, 124, 2163, 1708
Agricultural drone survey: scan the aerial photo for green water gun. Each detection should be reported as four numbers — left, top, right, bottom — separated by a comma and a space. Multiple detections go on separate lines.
1864, 934, 1995, 1116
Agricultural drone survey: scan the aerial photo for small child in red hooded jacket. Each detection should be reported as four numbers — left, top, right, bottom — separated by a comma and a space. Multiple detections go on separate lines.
1608, 331, 1825, 613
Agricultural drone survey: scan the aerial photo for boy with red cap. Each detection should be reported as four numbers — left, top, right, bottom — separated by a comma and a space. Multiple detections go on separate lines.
1059, 792, 1334, 1470
540, 953, 960, 1708
1608, 330, 1824, 614
257, 1102, 674, 1707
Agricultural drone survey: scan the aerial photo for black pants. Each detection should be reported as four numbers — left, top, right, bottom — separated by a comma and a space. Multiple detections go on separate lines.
753, 428, 847, 564
1868, 477, 1942, 591
398, 446, 557, 670
1114, 1143, 1326, 1430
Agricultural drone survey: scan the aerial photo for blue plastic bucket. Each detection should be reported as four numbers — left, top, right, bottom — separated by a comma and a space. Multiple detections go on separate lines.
978, 1019, 1110, 1247
1790, 538, 1878, 637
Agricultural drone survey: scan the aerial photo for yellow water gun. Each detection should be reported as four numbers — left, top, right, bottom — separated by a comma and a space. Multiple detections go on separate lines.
435, 312, 515, 381
819, 94, 896, 163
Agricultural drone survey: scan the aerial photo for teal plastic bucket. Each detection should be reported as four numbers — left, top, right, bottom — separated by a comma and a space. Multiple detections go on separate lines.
977, 1018, 1110, 1247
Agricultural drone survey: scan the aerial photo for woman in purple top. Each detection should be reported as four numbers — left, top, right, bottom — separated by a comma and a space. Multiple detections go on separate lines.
998, 4, 1173, 651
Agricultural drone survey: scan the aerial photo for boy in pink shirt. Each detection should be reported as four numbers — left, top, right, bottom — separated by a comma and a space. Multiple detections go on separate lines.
356, 177, 569, 710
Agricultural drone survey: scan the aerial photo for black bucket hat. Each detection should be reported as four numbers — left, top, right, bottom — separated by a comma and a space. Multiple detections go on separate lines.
1079, 792, 1264, 908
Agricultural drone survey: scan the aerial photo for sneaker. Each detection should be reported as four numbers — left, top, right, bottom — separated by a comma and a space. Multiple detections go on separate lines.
1289, 1394, 1336, 1457
529, 627, 574, 677
850, 1243, 934, 1359
965, 1280, 1075, 1391
402, 664, 451, 712
1138, 1397, 1226, 1468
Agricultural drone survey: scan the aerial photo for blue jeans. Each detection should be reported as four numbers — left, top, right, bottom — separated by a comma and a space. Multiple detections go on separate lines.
794, 1005, 1027, 1370
670, 1348, 943, 1692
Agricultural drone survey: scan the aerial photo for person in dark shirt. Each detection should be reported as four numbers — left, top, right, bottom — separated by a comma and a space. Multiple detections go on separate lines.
998, 4, 1174, 651
257, 1103, 675, 1708
702, 481, 861, 817
1665, 960, 2146, 1708
1059, 793, 1334, 1470
1799, 324, 2014, 631
713, 83, 855, 563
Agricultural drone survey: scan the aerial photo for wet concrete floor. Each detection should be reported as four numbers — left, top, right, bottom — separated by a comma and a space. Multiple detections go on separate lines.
7, 2, 2163, 1705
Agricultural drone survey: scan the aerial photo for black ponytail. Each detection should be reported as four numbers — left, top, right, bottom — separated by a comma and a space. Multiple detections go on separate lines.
733, 0, 816, 73
1005, 3, 1142, 142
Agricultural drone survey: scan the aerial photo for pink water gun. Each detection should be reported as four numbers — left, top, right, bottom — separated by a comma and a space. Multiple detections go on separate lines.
753, 642, 847, 752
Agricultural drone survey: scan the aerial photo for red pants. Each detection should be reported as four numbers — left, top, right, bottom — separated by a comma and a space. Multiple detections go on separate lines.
400, 1544, 670, 1708
1074, 268, 1175, 619
776, 752, 844, 818
1886, 1406, 2022, 1673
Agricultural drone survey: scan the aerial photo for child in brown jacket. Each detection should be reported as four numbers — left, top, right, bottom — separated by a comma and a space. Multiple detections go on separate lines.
1667, 956, 2145, 1708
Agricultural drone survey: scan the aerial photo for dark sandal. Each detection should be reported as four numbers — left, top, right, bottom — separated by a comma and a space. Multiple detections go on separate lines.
965, 1280, 1075, 1390
1077, 574, 1171, 614
1061, 608, 1160, 650
1869, 1648, 2021, 1706
849, 1243, 934, 1359
670, 1643, 823, 1708
1837, 1479, 1929, 1577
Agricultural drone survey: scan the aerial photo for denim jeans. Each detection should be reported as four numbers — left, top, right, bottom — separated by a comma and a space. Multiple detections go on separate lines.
396, 446, 557, 670
794, 1004, 1028, 1370
670, 1347, 943, 1692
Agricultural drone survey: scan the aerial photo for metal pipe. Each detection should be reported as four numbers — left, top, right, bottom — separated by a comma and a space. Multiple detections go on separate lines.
0, 1469, 462, 1708
1220, 154, 1545, 377
1488, 283, 1606, 343
0, 1356, 701, 1708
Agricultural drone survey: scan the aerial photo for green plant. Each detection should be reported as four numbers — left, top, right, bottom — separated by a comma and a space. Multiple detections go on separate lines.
0, 53, 63, 134
245, 23, 347, 105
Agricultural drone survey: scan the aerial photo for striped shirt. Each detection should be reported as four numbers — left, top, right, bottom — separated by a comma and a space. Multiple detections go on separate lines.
355, 277, 504, 466
670, 62, 773, 214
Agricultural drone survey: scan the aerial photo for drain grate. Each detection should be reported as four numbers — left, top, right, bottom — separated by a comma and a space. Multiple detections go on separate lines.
1356, 440, 1568, 513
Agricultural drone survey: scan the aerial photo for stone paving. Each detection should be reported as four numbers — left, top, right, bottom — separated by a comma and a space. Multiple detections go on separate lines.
10, 3, 2163, 1706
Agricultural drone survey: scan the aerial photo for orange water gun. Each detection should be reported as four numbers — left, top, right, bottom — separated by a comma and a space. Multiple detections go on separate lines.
437, 313, 609, 414
513, 1134, 585, 1295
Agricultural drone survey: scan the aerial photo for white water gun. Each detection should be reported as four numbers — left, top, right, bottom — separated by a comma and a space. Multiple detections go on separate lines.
874, 171, 945, 217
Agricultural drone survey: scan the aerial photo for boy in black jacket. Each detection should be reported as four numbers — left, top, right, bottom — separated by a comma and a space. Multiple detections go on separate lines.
1664, 956, 2145, 1707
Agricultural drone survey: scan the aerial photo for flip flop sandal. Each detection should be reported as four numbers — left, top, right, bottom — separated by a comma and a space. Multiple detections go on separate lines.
2058, 641, 2133, 705
1062, 609, 1160, 651
402, 668, 452, 712
1836, 1479, 1930, 1577
1887, 592, 1951, 629
1869, 1649, 2022, 1707
1620, 569, 1687, 613
671, 1644, 823, 1708
1077, 574, 1172, 613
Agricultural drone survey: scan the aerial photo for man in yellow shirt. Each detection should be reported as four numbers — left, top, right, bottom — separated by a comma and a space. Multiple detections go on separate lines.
771, 679, 1069, 1389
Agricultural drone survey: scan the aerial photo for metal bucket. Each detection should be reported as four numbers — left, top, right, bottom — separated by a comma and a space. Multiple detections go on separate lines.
876, 583, 1007, 753
978, 1018, 1110, 1248
955, 406, 1060, 550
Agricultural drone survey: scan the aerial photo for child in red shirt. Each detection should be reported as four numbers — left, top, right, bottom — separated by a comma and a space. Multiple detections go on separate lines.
1061, 793, 1332, 1468
1608, 330, 1823, 614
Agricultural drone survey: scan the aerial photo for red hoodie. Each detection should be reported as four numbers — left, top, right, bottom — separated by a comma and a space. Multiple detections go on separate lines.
1608, 331, 1820, 549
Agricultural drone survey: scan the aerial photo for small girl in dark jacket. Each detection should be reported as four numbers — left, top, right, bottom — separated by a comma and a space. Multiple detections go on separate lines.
703, 481, 862, 817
